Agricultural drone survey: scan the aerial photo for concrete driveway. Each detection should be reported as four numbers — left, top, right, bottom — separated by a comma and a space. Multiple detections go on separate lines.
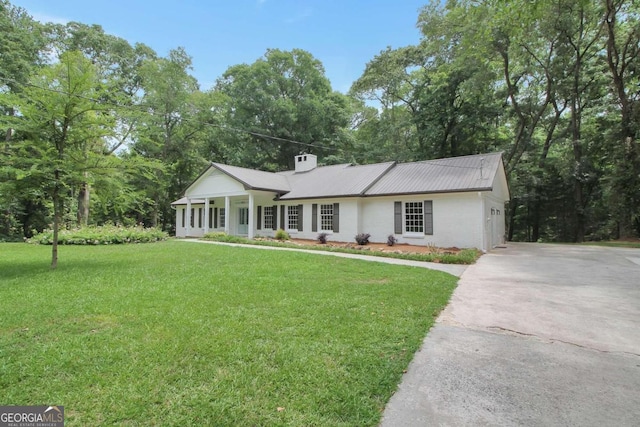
381, 243, 640, 426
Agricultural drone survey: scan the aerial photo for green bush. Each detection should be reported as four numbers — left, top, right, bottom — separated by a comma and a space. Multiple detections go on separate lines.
202, 232, 250, 244
27, 225, 168, 245
274, 229, 289, 241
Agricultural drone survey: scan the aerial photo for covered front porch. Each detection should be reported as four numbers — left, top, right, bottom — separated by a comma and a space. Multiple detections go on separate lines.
173, 193, 260, 239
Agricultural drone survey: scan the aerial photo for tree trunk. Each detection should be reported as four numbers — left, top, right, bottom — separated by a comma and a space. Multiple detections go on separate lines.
77, 177, 90, 226
51, 170, 61, 269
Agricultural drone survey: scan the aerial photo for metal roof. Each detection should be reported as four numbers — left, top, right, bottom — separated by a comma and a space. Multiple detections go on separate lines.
211, 163, 291, 193
276, 162, 396, 200
172, 152, 504, 204
364, 152, 503, 196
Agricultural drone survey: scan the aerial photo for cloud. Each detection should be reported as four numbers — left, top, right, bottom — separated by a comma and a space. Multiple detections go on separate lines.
30, 12, 69, 25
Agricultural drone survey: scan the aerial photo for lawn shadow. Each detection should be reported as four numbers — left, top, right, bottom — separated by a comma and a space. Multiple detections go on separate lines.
0, 257, 134, 283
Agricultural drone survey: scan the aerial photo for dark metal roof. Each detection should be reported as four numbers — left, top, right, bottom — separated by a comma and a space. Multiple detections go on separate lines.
364, 152, 503, 196
276, 162, 396, 200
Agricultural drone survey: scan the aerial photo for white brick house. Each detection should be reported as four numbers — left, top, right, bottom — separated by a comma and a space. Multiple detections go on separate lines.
171, 152, 510, 251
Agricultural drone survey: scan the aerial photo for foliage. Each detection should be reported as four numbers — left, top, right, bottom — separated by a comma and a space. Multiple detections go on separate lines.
215, 48, 353, 170
274, 228, 290, 241
317, 232, 328, 244
0, 241, 457, 426
387, 234, 398, 246
202, 231, 249, 244
355, 233, 371, 245
26, 225, 167, 245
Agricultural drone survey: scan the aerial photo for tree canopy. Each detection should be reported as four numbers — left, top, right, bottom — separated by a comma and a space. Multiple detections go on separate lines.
1, 0, 638, 263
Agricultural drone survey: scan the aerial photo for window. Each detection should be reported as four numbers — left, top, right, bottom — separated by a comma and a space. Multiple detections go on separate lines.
264, 206, 274, 230
405, 202, 424, 233
219, 208, 226, 228
320, 204, 333, 231
287, 205, 298, 230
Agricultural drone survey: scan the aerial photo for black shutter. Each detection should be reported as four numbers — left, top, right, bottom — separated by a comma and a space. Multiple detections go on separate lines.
198, 208, 202, 227
181, 208, 185, 227
280, 205, 285, 229
272, 205, 277, 230
424, 200, 433, 235
190, 208, 194, 227
257, 206, 262, 230
214, 207, 218, 228
297, 204, 303, 231
333, 203, 340, 233
209, 207, 213, 229
394, 201, 402, 234
312, 204, 318, 232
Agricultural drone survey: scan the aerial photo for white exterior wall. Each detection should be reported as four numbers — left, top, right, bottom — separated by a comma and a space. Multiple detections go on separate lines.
361, 193, 484, 249
174, 204, 206, 238
187, 170, 245, 197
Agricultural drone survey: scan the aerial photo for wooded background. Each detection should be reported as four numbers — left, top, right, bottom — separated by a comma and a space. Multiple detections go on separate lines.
1, 0, 638, 243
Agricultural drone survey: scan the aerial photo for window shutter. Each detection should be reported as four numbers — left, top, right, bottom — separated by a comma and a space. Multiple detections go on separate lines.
199, 208, 203, 227
280, 205, 285, 229
209, 207, 213, 229
394, 201, 402, 234
214, 207, 218, 228
181, 208, 185, 228
272, 205, 277, 230
424, 200, 433, 235
190, 208, 194, 227
257, 206, 262, 230
312, 204, 318, 232
333, 203, 340, 233
297, 204, 303, 231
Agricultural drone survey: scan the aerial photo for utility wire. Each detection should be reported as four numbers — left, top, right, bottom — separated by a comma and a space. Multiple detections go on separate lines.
0, 75, 337, 152
1, 75, 486, 170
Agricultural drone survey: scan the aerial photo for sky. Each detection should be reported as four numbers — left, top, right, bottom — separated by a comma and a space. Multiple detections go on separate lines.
10, 0, 428, 93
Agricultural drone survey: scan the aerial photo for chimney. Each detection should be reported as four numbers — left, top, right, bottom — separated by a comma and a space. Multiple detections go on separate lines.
294, 154, 317, 172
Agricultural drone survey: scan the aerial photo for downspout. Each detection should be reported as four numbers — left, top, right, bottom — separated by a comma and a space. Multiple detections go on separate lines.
479, 192, 486, 252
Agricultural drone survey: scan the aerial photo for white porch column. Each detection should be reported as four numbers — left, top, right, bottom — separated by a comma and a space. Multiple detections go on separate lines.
248, 193, 255, 239
224, 196, 230, 234
204, 198, 210, 234
186, 198, 192, 237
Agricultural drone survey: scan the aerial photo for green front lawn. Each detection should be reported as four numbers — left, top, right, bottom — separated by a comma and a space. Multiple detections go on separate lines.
0, 241, 457, 426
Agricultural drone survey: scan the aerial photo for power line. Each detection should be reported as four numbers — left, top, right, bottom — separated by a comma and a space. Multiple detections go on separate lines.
0, 75, 337, 152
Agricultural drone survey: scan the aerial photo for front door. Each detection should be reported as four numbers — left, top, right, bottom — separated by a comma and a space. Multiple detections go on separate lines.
238, 207, 249, 235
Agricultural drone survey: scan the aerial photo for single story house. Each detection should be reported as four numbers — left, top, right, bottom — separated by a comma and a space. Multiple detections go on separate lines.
171, 152, 509, 251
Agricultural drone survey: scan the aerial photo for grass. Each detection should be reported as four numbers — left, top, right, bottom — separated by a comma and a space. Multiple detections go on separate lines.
202, 233, 481, 265
0, 241, 457, 426
581, 240, 640, 249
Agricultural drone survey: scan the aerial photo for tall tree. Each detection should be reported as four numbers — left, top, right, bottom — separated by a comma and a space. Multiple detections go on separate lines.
216, 48, 352, 170
2, 51, 116, 267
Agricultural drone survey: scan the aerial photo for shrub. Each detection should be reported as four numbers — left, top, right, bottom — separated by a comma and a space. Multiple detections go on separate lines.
317, 232, 328, 244
355, 233, 371, 245
387, 234, 398, 246
202, 232, 249, 244
27, 225, 168, 245
274, 229, 290, 241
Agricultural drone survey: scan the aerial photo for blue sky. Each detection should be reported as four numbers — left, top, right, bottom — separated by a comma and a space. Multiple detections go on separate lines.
11, 0, 427, 93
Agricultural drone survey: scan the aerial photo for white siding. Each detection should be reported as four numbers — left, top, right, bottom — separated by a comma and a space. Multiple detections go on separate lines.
361, 193, 484, 249
187, 169, 245, 198
174, 204, 206, 238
